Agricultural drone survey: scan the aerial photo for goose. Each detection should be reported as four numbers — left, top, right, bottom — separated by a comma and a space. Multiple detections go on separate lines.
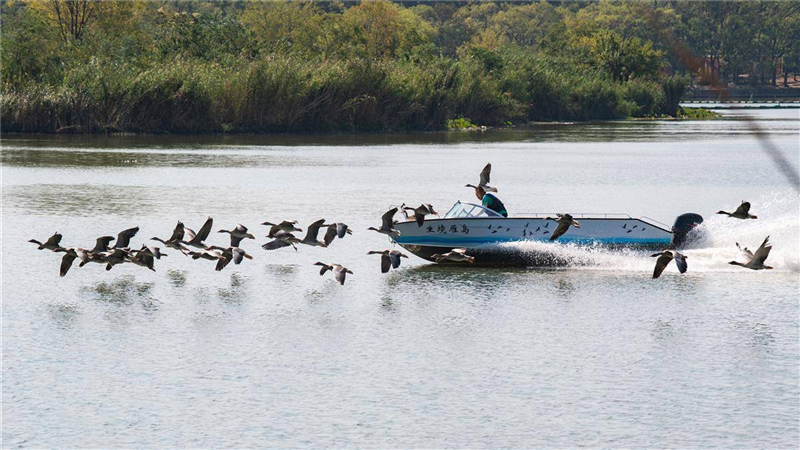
717, 201, 757, 219
262, 220, 303, 238
28, 232, 63, 251
651, 250, 688, 278
56, 247, 90, 277
299, 219, 328, 247
103, 248, 131, 271
79, 236, 116, 267
465, 163, 497, 193
314, 262, 353, 285
262, 230, 300, 251
402, 203, 439, 227
729, 236, 773, 270
367, 249, 409, 273
218, 223, 255, 247
214, 247, 254, 271
187, 247, 226, 262
111, 227, 140, 249
152, 221, 190, 254
183, 217, 214, 248
545, 214, 581, 241
368, 208, 401, 238
431, 248, 475, 263
128, 245, 157, 272
323, 222, 352, 246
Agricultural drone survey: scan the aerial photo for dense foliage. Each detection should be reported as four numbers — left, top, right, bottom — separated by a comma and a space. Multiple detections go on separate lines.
2, 0, 797, 133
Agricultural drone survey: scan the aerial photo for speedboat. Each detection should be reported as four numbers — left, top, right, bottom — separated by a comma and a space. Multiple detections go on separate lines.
392, 201, 703, 265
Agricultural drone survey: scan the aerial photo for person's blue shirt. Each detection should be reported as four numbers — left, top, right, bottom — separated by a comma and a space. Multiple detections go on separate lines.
482, 193, 508, 217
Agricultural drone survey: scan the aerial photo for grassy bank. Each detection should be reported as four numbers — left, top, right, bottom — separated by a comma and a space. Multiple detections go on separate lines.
1, 54, 688, 134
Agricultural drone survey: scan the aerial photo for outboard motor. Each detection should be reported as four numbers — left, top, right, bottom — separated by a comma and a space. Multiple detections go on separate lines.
671, 213, 704, 248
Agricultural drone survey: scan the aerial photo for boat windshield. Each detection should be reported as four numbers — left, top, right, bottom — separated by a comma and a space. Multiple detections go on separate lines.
444, 202, 503, 219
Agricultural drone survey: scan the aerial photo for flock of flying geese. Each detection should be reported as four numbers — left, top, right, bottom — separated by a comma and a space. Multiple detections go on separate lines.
651, 200, 772, 278
25, 202, 444, 286
28, 163, 775, 284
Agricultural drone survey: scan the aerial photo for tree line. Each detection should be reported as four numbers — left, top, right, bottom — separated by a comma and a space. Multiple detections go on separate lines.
2, 0, 798, 134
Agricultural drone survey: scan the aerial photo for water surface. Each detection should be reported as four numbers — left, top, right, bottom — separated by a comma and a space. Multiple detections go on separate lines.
3, 109, 799, 447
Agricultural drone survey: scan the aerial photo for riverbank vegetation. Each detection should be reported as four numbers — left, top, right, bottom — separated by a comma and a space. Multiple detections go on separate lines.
2, 1, 798, 133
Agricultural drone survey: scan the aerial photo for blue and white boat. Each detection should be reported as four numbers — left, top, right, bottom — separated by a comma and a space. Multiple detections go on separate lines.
391, 201, 703, 265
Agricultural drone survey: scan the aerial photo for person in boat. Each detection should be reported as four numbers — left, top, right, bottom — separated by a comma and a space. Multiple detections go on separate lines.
475, 187, 508, 217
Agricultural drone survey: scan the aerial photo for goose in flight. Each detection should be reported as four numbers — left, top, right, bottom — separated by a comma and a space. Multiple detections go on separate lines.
152, 221, 190, 254
111, 227, 140, 249
546, 214, 581, 241
187, 247, 226, 263
368, 208, 401, 238
262, 220, 302, 238
465, 163, 497, 193
402, 204, 439, 227
431, 248, 475, 263
29, 232, 63, 251
218, 223, 255, 247
323, 222, 352, 246
183, 217, 214, 248
729, 236, 773, 270
314, 262, 353, 285
78, 236, 116, 267
56, 247, 91, 277
262, 230, 300, 251
368, 249, 409, 273
300, 219, 328, 247
651, 250, 688, 278
103, 248, 131, 271
717, 201, 757, 219
213, 247, 254, 271
128, 245, 158, 272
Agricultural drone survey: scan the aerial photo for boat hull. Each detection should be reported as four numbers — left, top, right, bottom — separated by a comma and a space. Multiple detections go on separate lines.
392, 216, 672, 265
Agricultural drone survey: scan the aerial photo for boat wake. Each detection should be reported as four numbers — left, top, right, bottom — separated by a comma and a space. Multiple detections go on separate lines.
489, 191, 799, 273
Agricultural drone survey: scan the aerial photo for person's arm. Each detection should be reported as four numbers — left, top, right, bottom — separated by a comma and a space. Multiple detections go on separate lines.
481, 195, 491, 208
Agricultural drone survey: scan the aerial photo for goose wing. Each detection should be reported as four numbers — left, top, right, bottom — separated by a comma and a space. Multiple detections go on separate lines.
377, 255, 390, 273
215, 256, 231, 271
323, 225, 338, 246
480, 163, 491, 185
229, 234, 245, 248
189, 217, 213, 245
184, 227, 197, 242
736, 242, 754, 259
673, 252, 688, 274
333, 265, 348, 285
60, 253, 77, 277
336, 223, 349, 239
314, 262, 332, 276
45, 232, 63, 247
262, 239, 292, 251
381, 208, 398, 229
139, 253, 156, 271
734, 202, 751, 216
452, 248, 468, 255
231, 247, 246, 265
305, 219, 326, 241
92, 236, 114, 253
168, 221, 185, 242
549, 221, 571, 240
750, 236, 772, 265
114, 227, 140, 248
652, 252, 673, 279
235, 223, 249, 234
389, 251, 403, 269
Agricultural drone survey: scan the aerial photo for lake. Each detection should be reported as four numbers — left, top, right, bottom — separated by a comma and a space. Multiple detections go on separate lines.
2, 108, 798, 447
